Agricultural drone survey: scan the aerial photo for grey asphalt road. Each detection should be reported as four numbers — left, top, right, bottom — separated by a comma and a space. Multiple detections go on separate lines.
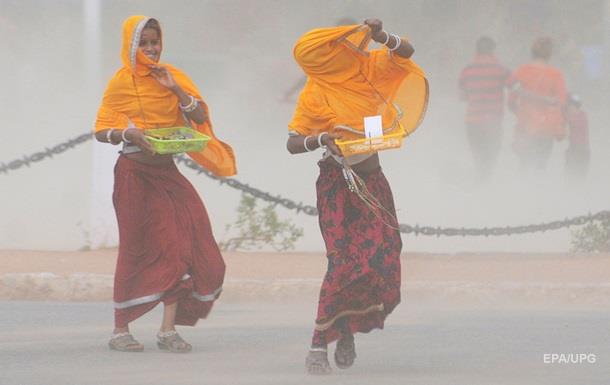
0, 300, 608, 385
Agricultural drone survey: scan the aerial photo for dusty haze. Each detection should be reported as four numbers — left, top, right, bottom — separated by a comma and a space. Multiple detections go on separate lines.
1, 0, 608, 253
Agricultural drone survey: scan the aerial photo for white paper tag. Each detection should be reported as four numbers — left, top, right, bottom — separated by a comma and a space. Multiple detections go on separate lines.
364, 115, 383, 139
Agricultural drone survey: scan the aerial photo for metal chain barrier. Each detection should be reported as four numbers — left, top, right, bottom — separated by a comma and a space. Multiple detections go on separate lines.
398, 211, 610, 237
2, 135, 608, 237
174, 155, 610, 237
174, 155, 319, 216
0, 133, 92, 175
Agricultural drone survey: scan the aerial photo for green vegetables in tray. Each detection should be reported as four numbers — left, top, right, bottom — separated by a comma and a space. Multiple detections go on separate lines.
145, 127, 210, 155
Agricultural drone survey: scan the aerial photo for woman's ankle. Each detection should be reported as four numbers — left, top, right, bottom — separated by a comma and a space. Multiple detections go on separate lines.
113, 327, 129, 335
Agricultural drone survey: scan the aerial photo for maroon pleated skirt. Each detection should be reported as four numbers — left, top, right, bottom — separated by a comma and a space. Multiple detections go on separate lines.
112, 155, 225, 328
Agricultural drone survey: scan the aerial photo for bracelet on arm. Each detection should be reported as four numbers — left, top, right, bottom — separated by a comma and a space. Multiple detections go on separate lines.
303, 135, 314, 152
389, 34, 402, 52
105, 129, 116, 145
121, 128, 132, 144
317, 132, 328, 148
179, 95, 198, 113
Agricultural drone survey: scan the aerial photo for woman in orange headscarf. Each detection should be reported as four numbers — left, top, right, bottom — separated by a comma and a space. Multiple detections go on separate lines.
287, 19, 427, 374
94, 16, 236, 353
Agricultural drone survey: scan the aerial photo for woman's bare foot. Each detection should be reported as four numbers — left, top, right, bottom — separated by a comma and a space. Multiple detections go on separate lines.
306, 348, 332, 375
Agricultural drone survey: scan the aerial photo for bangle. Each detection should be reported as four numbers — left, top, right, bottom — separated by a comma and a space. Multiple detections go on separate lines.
105, 129, 115, 145
380, 31, 390, 45
317, 132, 328, 148
121, 128, 132, 143
389, 34, 401, 51
303, 135, 314, 152
180, 95, 198, 113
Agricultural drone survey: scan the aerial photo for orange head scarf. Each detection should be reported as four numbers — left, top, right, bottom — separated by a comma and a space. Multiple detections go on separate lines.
95, 15, 236, 177
288, 25, 428, 141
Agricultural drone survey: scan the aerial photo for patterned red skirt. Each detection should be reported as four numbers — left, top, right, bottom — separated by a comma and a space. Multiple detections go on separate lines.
313, 159, 402, 344
112, 155, 225, 328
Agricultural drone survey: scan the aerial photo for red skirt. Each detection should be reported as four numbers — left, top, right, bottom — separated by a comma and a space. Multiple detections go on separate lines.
112, 155, 225, 328
314, 160, 402, 343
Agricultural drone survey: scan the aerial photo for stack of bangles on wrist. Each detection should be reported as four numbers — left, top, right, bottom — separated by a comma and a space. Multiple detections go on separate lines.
180, 95, 198, 113
381, 31, 401, 51
303, 133, 328, 152
106, 128, 132, 145
121, 128, 131, 143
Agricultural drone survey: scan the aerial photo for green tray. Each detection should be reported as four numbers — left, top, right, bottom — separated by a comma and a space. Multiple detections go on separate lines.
145, 127, 210, 155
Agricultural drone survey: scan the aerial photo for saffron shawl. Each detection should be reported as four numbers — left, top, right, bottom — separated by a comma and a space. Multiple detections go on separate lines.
288, 25, 428, 141
95, 15, 236, 177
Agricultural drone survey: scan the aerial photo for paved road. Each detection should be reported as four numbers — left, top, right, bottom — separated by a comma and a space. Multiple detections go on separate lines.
1, 300, 608, 385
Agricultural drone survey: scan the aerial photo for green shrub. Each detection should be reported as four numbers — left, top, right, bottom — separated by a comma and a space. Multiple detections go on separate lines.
571, 218, 610, 253
219, 194, 304, 252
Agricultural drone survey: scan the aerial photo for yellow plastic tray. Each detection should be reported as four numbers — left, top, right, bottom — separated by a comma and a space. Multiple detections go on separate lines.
335, 123, 406, 157
145, 127, 210, 155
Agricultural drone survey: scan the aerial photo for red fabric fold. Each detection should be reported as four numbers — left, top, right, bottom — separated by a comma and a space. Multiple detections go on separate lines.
112, 156, 225, 327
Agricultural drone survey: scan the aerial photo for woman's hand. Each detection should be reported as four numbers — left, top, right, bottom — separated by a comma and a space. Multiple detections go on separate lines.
149, 65, 178, 90
124, 128, 156, 155
321, 133, 343, 157
364, 18, 386, 43
149, 64, 207, 124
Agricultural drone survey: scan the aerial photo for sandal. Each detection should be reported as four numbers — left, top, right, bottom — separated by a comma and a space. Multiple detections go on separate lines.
108, 332, 144, 352
334, 335, 356, 369
306, 348, 332, 375
157, 330, 192, 353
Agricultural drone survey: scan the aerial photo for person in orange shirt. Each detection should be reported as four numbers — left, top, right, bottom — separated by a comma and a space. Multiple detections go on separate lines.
507, 37, 567, 171
287, 19, 427, 374
94, 16, 236, 353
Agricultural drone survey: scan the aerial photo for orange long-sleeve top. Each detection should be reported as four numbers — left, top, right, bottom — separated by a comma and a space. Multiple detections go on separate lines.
507, 62, 567, 139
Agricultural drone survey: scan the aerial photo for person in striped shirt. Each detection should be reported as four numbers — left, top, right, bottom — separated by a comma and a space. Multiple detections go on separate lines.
459, 36, 510, 181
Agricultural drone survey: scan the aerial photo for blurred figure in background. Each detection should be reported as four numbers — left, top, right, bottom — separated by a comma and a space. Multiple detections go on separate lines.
564, 93, 590, 180
458, 37, 510, 181
507, 37, 567, 172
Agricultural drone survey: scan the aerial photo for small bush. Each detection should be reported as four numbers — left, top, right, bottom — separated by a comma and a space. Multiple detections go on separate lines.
571, 219, 610, 253
219, 194, 304, 252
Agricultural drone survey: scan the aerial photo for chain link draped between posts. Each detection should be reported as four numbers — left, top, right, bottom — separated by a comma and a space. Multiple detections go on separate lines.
173, 155, 610, 237
0, 133, 92, 175
2, 133, 608, 237
173, 155, 319, 216
398, 211, 610, 237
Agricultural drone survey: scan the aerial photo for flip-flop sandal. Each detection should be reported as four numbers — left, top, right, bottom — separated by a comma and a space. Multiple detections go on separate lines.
108, 332, 144, 352
306, 348, 332, 375
157, 330, 192, 353
334, 336, 356, 369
